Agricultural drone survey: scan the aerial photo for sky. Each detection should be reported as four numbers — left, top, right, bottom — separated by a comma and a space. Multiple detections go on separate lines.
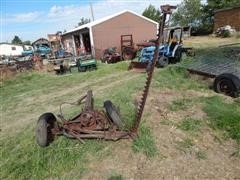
1, 0, 184, 43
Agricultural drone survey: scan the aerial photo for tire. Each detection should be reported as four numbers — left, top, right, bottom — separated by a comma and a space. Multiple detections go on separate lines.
158, 56, 169, 68
122, 47, 136, 60
213, 73, 240, 98
36, 113, 57, 147
174, 48, 182, 63
104, 100, 122, 128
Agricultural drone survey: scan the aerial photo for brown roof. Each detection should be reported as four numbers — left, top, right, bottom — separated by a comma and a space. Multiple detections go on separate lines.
214, 6, 240, 13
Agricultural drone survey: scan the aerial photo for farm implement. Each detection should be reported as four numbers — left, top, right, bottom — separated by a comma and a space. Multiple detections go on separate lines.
36, 4, 177, 147
76, 55, 97, 72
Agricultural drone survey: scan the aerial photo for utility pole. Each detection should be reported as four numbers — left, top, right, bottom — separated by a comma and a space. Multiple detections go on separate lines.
90, 2, 94, 21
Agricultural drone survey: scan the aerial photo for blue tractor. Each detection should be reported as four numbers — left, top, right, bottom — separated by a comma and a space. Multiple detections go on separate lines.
128, 27, 185, 71
140, 27, 183, 67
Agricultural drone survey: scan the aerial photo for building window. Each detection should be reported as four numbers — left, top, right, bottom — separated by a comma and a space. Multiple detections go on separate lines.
12, 47, 16, 50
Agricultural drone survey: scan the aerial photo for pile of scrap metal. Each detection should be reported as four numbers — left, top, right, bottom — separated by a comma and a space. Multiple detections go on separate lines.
0, 55, 36, 73
53, 58, 72, 75
128, 27, 195, 71
101, 39, 156, 64
35, 4, 176, 147
101, 47, 121, 64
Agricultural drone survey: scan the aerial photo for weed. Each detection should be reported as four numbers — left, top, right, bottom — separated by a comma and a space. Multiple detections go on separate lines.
108, 175, 123, 180
168, 98, 193, 111
177, 118, 202, 132
195, 150, 207, 160
175, 138, 194, 153
132, 125, 158, 158
107, 172, 123, 180
159, 119, 175, 126
231, 146, 240, 158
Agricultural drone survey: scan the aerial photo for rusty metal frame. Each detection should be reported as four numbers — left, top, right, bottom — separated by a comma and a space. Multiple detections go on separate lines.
37, 5, 177, 146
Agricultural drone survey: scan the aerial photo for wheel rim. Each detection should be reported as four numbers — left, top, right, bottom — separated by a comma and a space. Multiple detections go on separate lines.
159, 57, 169, 67
123, 52, 133, 60
218, 79, 233, 95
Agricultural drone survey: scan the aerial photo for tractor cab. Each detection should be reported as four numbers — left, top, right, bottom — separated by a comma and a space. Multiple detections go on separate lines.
164, 27, 183, 58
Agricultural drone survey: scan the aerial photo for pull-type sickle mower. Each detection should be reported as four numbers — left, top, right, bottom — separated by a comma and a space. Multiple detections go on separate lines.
36, 5, 177, 147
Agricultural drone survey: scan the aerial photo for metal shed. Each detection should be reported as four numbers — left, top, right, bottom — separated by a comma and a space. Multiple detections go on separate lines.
61, 10, 158, 59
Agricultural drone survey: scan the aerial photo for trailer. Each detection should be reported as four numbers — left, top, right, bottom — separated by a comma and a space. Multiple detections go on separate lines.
185, 56, 240, 97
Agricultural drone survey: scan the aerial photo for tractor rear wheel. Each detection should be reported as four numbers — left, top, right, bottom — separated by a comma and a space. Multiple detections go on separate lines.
104, 100, 122, 128
158, 56, 169, 68
36, 113, 57, 147
213, 73, 240, 98
174, 48, 182, 63
122, 47, 136, 60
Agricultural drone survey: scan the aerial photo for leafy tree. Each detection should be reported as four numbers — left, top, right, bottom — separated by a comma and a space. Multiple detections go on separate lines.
23, 41, 31, 45
171, 0, 202, 27
142, 4, 161, 22
11, 35, 22, 44
77, 18, 91, 26
171, 0, 240, 35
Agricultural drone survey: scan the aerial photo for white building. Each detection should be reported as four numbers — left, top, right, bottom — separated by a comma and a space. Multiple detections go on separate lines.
0, 43, 33, 56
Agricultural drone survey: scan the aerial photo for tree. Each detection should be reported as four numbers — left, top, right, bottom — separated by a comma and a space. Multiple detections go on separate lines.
23, 40, 31, 45
171, 0, 202, 27
170, 0, 240, 35
142, 4, 161, 22
77, 18, 91, 27
11, 35, 22, 44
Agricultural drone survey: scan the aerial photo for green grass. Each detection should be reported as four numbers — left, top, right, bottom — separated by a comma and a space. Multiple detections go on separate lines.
168, 98, 193, 111
177, 118, 202, 132
107, 172, 123, 180
152, 66, 208, 91
202, 96, 240, 144
132, 125, 158, 158
108, 175, 123, 180
195, 150, 207, 160
0, 126, 107, 179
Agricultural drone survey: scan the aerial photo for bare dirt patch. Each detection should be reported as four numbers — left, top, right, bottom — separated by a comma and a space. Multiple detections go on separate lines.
83, 88, 240, 179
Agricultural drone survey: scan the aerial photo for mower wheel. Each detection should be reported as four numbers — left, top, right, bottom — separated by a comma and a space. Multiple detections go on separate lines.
213, 73, 240, 98
36, 113, 57, 147
158, 56, 169, 67
104, 100, 122, 128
